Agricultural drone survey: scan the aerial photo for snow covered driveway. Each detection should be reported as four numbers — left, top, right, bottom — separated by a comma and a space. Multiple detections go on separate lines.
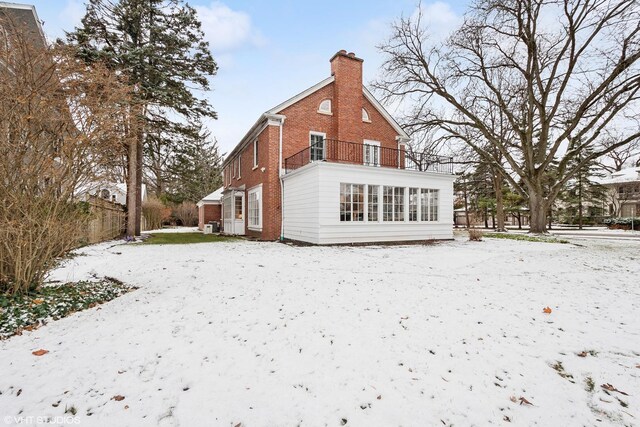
1, 237, 639, 426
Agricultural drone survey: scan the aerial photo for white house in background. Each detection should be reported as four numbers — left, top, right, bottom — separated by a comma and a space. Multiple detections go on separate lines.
220, 50, 455, 244
79, 183, 148, 206
600, 167, 640, 217
197, 187, 223, 230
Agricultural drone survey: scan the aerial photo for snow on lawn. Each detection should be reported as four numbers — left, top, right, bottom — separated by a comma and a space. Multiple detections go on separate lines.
1, 237, 639, 426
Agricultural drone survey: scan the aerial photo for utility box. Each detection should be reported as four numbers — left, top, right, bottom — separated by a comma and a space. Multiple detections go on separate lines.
203, 224, 213, 235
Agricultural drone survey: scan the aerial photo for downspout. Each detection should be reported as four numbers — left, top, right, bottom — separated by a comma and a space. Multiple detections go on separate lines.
278, 117, 286, 241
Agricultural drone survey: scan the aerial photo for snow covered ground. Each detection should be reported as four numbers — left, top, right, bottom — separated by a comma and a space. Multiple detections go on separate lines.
1, 236, 639, 426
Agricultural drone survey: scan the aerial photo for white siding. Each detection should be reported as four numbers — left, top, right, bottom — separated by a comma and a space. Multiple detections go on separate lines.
282, 162, 455, 244
282, 165, 321, 244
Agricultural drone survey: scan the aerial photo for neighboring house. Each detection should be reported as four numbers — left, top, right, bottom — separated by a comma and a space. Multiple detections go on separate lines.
0, 2, 46, 74
221, 50, 455, 244
79, 183, 148, 207
197, 187, 223, 230
600, 167, 640, 217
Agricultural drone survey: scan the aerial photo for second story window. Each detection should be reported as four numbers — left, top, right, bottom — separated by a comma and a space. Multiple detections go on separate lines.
237, 156, 241, 179
310, 132, 325, 162
362, 108, 370, 122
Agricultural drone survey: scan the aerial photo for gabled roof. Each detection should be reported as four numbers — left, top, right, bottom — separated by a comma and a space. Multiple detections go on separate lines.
222, 77, 411, 166
197, 187, 223, 206
267, 76, 335, 114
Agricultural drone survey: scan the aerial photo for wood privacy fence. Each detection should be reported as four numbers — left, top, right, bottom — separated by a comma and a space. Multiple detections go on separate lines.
86, 196, 126, 244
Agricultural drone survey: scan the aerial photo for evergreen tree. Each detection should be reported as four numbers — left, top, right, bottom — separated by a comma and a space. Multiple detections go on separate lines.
559, 145, 607, 228
66, 0, 218, 235
164, 128, 223, 204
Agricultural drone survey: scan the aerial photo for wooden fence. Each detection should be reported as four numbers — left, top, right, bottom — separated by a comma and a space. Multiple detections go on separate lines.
86, 196, 126, 244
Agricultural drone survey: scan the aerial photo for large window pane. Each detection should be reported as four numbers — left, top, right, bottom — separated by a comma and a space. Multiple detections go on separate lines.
368, 185, 379, 222
383, 186, 394, 221
409, 188, 418, 221
340, 183, 365, 222
310, 134, 325, 161
394, 187, 404, 221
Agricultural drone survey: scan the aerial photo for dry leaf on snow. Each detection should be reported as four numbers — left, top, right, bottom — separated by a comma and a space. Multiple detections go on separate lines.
112, 395, 125, 401
601, 384, 629, 396
519, 397, 534, 406
543, 307, 552, 314
32, 349, 48, 356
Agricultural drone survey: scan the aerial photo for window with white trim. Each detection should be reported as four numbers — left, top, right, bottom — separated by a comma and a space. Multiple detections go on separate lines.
253, 139, 258, 168
310, 132, 325, 162
383, 186, 405, 222
237, 155, 241, 179
318, 99, 332, 114
420, 189, 439, 221
368, 185, 379, 222
362, 108, 370, 122
363, 140, 380, 166
409, 188, 419, 221
248, 186, 262, 229
340, 183, 364, 222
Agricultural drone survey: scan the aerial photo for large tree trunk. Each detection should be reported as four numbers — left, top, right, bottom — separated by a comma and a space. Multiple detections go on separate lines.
135, 134, 142, 236
493, 171, 506, 232
126, 140, 138, 237
529, 190, 548, 233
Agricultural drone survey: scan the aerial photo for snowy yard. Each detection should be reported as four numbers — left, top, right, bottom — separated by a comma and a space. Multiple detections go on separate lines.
1, 235, 639, 426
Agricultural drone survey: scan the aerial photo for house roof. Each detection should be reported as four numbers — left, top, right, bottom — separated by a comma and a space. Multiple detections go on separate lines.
197, 187, 223, 207
222, 77, 410, 167
599, 167, 640, 186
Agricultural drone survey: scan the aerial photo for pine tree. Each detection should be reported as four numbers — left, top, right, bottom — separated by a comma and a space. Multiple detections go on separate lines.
66, 0, 218, 235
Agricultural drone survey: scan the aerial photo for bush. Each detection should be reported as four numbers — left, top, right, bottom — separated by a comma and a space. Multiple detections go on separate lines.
603, 217, 640, 230
142, 198, 172, 231
173, 202, 198, 227
468, 228, 484, 241
0, 26, 131, 294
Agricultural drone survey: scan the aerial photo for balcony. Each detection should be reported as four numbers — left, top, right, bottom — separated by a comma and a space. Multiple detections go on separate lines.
284, 139, 453, 175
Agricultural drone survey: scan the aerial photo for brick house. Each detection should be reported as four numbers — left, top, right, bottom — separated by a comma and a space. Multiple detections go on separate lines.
221, 50, 455, 244
600, 167, 640, 217
197, 187, 223, 230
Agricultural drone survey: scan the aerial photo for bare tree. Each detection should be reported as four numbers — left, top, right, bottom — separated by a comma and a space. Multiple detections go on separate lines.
599, 134, 640, 172
375, 0, 640, 233
0, 22, 133, 293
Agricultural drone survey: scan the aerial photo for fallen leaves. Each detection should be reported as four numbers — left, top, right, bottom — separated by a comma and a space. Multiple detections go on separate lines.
510, 395, 534, 406
32, 299, 44, 305
519, 397, 534, 406
601, 384, 629, 396
577, 351, 588, 357
32, 349, 48, 356
112, 395, 125, 401
543, 306, 552, 314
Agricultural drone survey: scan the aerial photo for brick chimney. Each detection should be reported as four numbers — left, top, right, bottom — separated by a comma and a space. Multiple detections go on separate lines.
330, 50, 364, 142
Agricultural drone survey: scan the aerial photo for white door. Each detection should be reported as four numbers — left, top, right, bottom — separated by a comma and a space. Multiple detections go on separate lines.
233, 192, 245, 235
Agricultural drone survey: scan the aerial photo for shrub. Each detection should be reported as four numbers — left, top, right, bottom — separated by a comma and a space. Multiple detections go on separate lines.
173, 202, 198, 227
468, 228, 484, 241
0, 24, 131, 294
142, 198, 172, 231
603, 217, 640, 230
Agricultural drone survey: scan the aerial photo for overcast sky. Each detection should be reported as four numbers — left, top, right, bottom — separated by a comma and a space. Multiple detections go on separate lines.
27, 0, 466, 155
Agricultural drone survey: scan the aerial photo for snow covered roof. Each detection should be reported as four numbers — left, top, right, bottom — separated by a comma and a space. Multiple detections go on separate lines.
599, 167, 640, 186
197, 187, 223, 207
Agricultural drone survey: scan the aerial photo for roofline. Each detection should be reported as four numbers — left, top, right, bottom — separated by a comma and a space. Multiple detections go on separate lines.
362, 86, 410, 140
267, 76, 335, 114
0, 2, 47, 44
222, 76, 411, 167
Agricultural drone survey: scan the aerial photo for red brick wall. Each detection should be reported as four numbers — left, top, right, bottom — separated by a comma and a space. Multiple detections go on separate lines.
198, 203, 221, 230
222, 50, 405, 241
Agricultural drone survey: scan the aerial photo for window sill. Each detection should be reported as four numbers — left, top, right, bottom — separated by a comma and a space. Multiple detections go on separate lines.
252, 165, 259, 170
248, 226, 263, 232
317, 110, 333, 116
363, 119, 372, 123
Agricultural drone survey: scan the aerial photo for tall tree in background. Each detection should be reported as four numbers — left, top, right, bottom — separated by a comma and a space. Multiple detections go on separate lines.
164, 127, 223, 203
66, 0, 218, 235
376, 0, 640, 233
